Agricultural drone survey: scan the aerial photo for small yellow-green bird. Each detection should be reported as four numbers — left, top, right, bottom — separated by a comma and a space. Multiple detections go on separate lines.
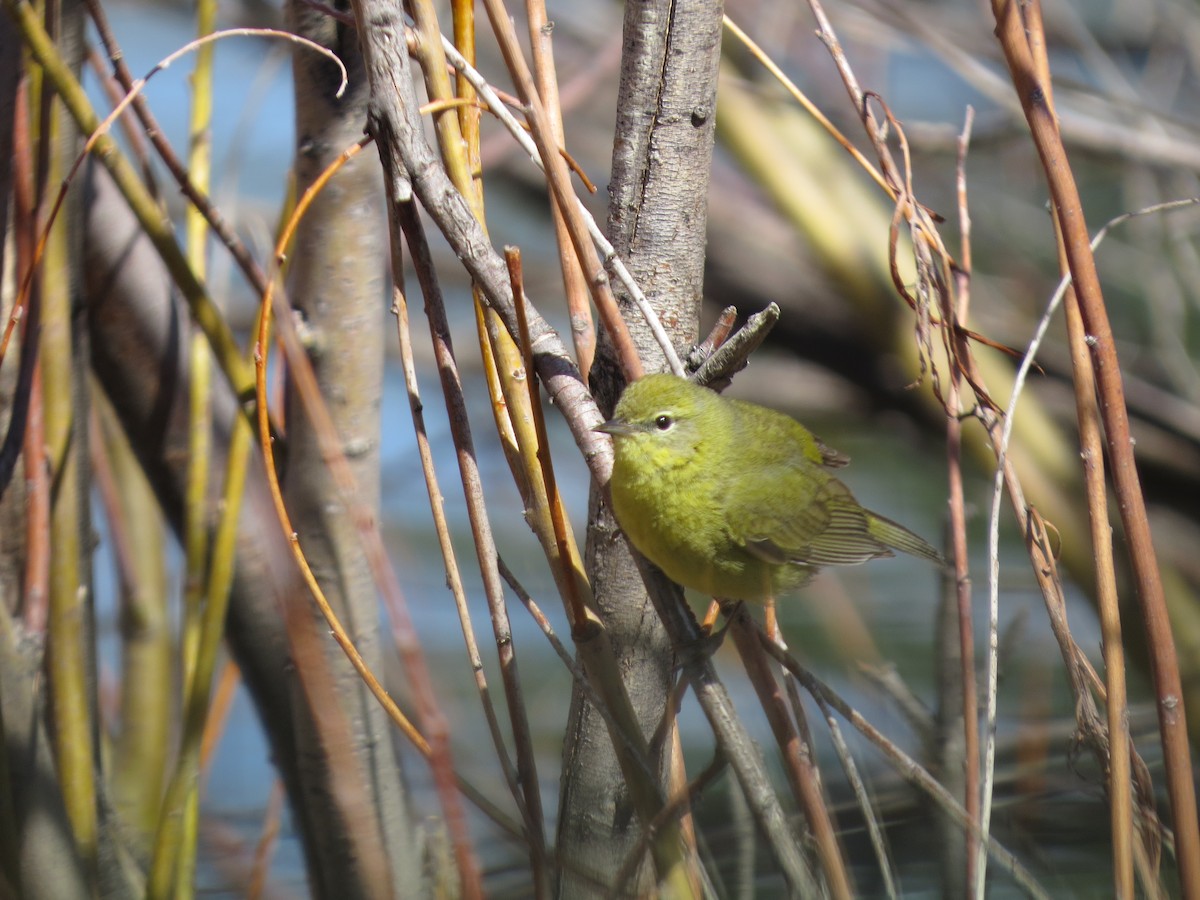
597, 374, 944, 602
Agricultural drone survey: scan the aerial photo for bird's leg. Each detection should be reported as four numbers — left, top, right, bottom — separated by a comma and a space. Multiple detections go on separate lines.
764, 596, 778, 639
674, 598, 743, 673
704, 598, 744, 651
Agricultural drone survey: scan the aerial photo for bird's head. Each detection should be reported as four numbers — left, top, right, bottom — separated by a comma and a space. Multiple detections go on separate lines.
595, 374, 715, 471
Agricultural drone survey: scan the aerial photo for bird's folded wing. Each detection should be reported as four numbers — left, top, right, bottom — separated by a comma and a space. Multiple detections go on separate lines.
730, 474, 893, 567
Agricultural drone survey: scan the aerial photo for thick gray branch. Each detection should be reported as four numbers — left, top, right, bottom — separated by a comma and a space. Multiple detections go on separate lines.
562, 1, 725, 895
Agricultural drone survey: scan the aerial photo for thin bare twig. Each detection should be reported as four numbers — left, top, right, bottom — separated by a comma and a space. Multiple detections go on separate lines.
525, 0, 595, 382
506, 246, 589, 630
391, 267, 528, 832
479, 0, 646, 382
808, 689, 898, 899
991, 5, 1200, 892
253, 139, 487, 897
757, 630, 1053, 900
432, 24, 680, 378
946, 106, 981, 892
400, 206, 547, 886
983, 196, 1200, 896
1057, 205, 1136, 900
728, 609, 853, 900
722, 15, 891, 201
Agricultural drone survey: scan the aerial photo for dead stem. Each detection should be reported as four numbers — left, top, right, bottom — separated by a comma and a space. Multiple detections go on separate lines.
991, 1, 1200, 893
759, 628, 1053, 900
945, 106, 981, 892
398, 202, 548, 887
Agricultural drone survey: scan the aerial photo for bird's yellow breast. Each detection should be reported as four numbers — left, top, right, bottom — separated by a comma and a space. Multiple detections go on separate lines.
609, 441, 804, 601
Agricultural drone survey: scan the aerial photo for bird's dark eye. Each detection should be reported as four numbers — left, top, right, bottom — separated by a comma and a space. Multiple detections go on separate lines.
654, 414, 673, 431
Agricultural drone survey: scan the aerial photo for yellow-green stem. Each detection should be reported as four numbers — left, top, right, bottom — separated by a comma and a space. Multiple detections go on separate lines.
3, 0, 257, 413
181, 0, 217, 696
101, 398, 170, 855
39, 14, 97, 868
171, 0, 219, 891
147, 412, 252, 898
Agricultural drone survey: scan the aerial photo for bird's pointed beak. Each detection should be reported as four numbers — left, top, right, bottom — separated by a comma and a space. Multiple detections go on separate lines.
595, 417, 639, 437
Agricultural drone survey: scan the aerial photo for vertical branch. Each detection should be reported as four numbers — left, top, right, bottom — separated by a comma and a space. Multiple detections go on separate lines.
389, 261, 532, 836
11, 113, 50, 635
39, 0, 98, 872
730, 611, 853, 900
560, 0, 722, 892
176, 0, 217, 885
990, 2, 1200, 894
180, 0, 216, 694
97, 397, 170, 860
146, 411, 253, 900
479, 0, 643, 383
395, 204, 549, 897
525, 0, 595, 381
1058, 227, 1135, 900
506, 247, 591, 631
943, 109, 979, 893
1023, 9, 1135, 893
284, 2, 418, 893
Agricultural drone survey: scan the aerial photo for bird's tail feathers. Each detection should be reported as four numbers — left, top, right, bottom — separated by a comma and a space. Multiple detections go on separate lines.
867, 513, 946, 566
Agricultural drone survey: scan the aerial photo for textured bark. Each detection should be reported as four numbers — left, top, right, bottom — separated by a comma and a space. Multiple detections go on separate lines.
82, 163, 393, 896
0, 611, 91, 899
41, 2, 127, 890
0, 3, 23, 553
0, 31, 86, 894
557, 1, 723, 894
0, 16, 14, 292
283, 1, 416, 895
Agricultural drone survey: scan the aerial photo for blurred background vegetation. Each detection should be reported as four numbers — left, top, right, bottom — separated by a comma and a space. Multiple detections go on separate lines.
1, 0, 1199, 896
